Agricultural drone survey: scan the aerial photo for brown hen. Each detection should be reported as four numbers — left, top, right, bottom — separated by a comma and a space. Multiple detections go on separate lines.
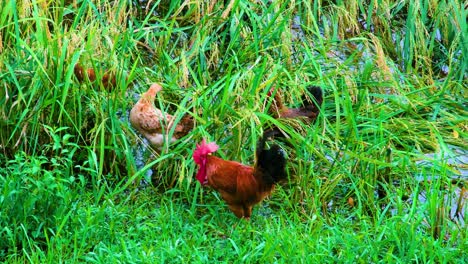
268, 85, 323, 122
129, 83, 193, 149
74, 63, 117, 89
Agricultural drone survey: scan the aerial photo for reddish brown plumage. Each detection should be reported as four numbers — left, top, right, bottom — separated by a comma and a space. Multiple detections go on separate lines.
74, 63, 117, 90
268, 86, 323, 122
193, 138, 287, 219
102, 72, 116, 88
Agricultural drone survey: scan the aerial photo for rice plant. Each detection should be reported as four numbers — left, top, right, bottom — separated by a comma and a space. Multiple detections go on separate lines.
0, 0, 466, 262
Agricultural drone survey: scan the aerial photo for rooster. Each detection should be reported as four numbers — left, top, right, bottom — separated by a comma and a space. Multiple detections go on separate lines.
193, 136, 287, 219
129, 83, 194, 149
268, 85, 323, 121
74, 63, 117, 89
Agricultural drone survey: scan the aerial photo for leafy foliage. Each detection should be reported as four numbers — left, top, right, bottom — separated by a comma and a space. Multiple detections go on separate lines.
0, 0, 466, 262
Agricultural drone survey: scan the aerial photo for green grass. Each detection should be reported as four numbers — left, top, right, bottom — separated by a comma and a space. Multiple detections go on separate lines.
0, 0, 467, 262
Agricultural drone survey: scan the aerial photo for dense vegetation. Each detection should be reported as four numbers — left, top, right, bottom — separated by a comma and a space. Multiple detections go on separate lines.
1, 0, 466, 262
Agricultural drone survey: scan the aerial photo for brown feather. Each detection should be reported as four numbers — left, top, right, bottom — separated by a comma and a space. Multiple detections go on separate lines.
268, 86, 322, 122
204, 155, 276, 219
74, 63, 118, 90
129, 83, 194, 149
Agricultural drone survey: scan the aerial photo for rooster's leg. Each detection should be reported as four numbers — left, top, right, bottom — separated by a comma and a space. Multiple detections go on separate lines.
228, 204, 245, 218
243, 205, 252, 219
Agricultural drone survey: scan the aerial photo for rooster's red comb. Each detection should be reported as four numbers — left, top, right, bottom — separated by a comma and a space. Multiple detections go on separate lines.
193, 139, 219, 165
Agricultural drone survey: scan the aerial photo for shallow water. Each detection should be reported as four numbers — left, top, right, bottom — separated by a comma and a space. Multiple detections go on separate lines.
416, 145, 468, 180
417, 184, 466, 227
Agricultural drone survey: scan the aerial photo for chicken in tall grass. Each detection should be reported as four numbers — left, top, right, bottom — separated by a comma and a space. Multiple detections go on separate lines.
130, 83, 194, 149
268, 85, 323, 122
74, 63, 117, 89
193, 136, 287, 219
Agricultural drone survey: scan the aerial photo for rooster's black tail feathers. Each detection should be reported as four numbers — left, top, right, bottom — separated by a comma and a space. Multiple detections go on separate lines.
303, 85, 323, 107
256, 134, 287, 186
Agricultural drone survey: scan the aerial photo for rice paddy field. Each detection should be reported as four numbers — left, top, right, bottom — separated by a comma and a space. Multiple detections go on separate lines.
0, 0, 467, 262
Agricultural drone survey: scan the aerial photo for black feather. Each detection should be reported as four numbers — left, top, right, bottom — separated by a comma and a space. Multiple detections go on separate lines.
255, 135, 287, 185
302, 85, 323, 111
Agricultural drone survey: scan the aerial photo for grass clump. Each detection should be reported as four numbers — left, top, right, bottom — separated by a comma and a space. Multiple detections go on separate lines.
1, 0, 467, 262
